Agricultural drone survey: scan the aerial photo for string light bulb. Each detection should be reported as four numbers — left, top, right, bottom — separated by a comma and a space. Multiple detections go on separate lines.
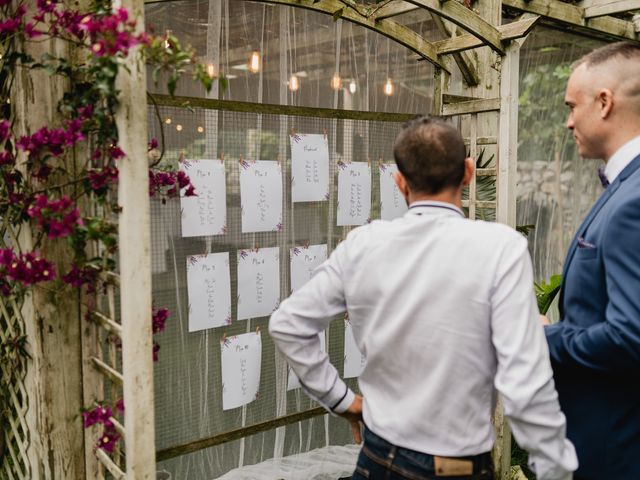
330, 73, 342, 91
349, 80, 357, 94
206, 63, 216, 78
176, 124, 183, 132
289, 74, 300, 92
197, 126, 204, 133
165, 118, 172, 125
248, 51, 261, 73
384, 78, 394, 96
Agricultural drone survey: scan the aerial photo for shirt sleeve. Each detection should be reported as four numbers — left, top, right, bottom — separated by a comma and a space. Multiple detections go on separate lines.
545, 199, 640, 372
490, 236, 578, 480
268, 239, 355, 414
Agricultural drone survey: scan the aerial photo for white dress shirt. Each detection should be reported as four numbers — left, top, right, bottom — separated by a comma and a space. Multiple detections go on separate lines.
604, 134, 640, 182
269, 201, 577, 480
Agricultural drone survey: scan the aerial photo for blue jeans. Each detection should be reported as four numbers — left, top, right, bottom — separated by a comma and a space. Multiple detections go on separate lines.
352, 427, 494, 480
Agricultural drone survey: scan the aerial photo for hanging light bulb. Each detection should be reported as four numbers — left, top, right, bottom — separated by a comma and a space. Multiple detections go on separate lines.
165, 118, 172, 125
289, 74, 300, 92
349, 80, 357, 94
384, 78, 394, 96
206, 63, 216, 78
197, 126, 204, 133
248, 51, 261, 73
176, 124, 183, 132
330, 73, 342, 91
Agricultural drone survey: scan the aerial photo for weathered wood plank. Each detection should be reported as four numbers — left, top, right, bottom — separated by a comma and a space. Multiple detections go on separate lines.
583, 0, 640, 19
442, 98, 501, 116
404, 0, 504, 53
503, 0, 637, 40
372, 0, 417, 19
95, 448, 125, 479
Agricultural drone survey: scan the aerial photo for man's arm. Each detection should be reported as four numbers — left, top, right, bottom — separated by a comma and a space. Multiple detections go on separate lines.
545, 199, 640, 371
269, 239, 356, 415
491, 236, 577, 480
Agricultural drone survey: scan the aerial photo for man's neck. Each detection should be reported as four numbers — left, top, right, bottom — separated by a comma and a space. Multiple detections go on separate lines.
408, 189, 462, 209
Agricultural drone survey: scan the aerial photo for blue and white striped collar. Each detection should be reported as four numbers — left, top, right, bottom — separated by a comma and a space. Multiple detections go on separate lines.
407, 200, 465, 218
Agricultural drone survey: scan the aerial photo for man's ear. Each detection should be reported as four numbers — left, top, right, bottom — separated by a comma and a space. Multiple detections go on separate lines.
462, 158, 475, 187
394, 171, 410, 199
597, 88, 614, 119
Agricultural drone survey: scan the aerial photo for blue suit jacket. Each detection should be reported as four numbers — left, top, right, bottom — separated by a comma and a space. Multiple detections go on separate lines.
545, 154, 640, 479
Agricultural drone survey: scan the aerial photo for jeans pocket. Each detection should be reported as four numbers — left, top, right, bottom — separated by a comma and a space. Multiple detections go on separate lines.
352, 465, 370, 479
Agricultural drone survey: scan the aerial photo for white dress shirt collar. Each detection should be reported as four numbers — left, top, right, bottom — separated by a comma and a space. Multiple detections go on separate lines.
408, 200, 465, 218
605, 135, 640, 183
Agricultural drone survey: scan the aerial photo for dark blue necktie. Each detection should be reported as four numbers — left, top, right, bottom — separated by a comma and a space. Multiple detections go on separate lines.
597, 165, 610, 188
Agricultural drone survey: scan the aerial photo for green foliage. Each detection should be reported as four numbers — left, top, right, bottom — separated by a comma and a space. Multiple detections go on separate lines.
535, 274, 562, 315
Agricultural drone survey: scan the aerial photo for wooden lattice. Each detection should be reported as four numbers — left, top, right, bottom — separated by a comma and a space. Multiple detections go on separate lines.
0, 297, 30, 480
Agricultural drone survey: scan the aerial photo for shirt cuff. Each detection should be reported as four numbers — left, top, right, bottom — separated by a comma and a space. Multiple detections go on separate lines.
330, 385, 356, 414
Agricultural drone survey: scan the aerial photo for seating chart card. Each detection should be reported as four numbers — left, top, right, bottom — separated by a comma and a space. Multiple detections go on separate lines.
239, 160, 283, 233
290, 244, 328, 293
337, 161, 371, 226
343, 318, 365, 379
221, 331, 262, 410
287, 332, 326, 391
290, 133, 330, 202
186, 252, 231, 332
379, 163, 408, 220
237, 247, 280, 321
180, 159, 227, 237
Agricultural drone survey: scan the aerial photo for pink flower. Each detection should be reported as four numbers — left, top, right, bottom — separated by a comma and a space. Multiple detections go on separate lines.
1, 249, 56, 285
0, 119, 10, 141
27, 194, 83, 238
152, 307, 169, 334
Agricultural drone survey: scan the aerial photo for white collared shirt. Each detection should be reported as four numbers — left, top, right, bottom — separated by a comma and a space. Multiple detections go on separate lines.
604, 135, 640, 182
269, 201, 577, 480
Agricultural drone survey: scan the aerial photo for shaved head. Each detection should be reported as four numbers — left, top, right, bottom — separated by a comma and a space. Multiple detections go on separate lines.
573, 42, 640, 116
565, 42, 640, 160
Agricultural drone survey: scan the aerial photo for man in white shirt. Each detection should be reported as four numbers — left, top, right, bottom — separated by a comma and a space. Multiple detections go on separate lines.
269, 117, 577, 479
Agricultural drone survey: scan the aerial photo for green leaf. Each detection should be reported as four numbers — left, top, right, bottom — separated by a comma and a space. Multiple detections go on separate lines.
534, 274, 562, 314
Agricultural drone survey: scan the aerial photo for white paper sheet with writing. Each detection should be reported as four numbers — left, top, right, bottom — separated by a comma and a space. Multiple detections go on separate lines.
180, 159, 227, 237
239, 160, 283, 233
379, 163, 408, 220
290, 244, 328, 293
287, 332, 327, 391
221, 331, 262, 410
237, 247, 280, 321
343, 319, 366, 379
186, 252, 231, 332
290, 133, 330, 202
337, 161, 371, 226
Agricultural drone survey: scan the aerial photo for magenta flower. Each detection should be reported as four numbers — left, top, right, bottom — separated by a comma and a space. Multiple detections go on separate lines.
0, 119, 10, 141
27, 194, 83, 238
87, 166, 118, 193
152, 307, 169, 334
96, 429, 120, 454
0, 150, 13, 166
0, 249, 55, 285
62, 263, 99, 292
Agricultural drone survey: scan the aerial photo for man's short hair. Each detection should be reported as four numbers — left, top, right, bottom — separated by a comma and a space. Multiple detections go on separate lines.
574, 41, 640, 70
393, 116, 466, 195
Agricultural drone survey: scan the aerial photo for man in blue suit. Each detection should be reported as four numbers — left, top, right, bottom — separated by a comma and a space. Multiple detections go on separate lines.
543, 41, 640, 479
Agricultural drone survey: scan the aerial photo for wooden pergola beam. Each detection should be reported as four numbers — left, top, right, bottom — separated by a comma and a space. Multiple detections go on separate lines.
503, 0, 637, 40
374, 0, 638, 41
434, 16, 539, 55
581, 0, 640, 19
249, 0, 450, 72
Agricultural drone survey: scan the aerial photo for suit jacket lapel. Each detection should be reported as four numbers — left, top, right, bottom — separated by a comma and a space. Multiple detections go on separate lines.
559, 154, 640, 317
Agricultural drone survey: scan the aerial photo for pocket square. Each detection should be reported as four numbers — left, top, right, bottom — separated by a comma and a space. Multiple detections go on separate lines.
577, 236, 596, 249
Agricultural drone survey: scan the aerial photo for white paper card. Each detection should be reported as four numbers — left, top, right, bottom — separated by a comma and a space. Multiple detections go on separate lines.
287, 332, 326, 391
344, 319, 365, 379
379, 163, 408, 220
186, 253, 231, 332
290, 244, 328, 293
240, 160, 283, 233
221, 332, 262, 410
237, 247, 280, 320
337, 161, 371, 226
180, 160, 227, 237
290, 133, 330, 202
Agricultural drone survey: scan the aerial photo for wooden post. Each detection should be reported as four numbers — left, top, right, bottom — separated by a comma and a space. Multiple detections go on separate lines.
12, 3, 86, 476
113, 0, 155, 476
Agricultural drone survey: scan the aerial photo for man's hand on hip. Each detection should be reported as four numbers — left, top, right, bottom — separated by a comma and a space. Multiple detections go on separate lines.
339, 394, 364, 444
